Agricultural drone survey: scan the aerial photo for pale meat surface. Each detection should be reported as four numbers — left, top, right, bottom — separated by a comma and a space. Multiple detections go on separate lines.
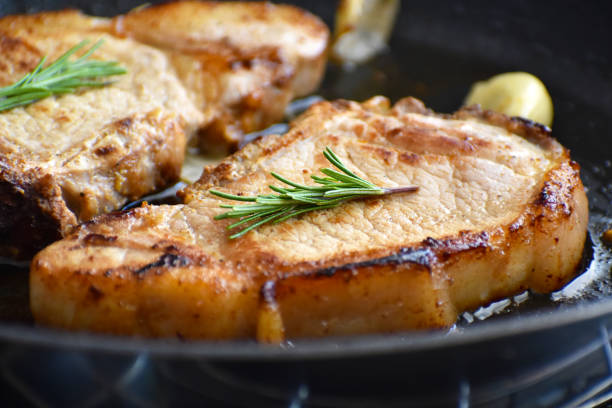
0, 3, 328, 257
0, 15, 200, 257
30, 97, 589, 340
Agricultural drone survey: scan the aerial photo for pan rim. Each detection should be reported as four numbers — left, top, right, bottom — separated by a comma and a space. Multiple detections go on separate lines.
0, 0, 610, 366
1, 295, 611, 360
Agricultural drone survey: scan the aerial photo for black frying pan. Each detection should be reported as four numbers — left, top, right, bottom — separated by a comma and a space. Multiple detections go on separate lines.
0, 1, 611, 407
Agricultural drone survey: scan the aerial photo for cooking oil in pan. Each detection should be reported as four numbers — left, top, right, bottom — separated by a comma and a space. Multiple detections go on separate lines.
0, 44, 610, 333
459, 160, 612, 327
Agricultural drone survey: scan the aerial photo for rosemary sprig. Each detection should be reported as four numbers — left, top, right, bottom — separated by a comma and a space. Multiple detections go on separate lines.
0, 39, 127, 112
210, 147, 418, 239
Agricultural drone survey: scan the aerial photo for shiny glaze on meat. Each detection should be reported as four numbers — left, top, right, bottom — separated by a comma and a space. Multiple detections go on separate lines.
30, 97, 588, 340
0, 18, 198, 258
115, 1, 328, 151
0, 3, 328, 258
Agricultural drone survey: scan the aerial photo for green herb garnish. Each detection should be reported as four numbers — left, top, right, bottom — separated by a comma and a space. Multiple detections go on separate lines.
210, 147, 418, 239
0, 39, 126, 112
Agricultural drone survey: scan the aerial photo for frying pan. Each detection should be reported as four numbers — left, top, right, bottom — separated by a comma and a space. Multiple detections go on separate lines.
0, 1, 611, 406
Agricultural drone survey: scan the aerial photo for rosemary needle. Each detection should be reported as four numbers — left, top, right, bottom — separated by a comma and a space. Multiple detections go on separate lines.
0, 39, 127, 112
210, 147, 418, 239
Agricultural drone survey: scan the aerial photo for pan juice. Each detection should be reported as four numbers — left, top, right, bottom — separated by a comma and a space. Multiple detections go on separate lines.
1, 40, 610, 331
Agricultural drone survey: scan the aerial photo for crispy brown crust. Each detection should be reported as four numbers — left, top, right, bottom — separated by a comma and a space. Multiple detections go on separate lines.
0, 110, 186, 259
30, 97, 588, 340
266, 158, 586, 337
114, 1, 329, 152
0, 170, 66, 258
0, 4, 328, 258
454, 104, 560, 153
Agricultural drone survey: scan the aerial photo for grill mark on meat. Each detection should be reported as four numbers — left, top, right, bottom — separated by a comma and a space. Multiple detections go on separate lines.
132, 253, 191, 277
284, 234, 489, 282
306, 247, 434, 278
82, 233, 117, 245
30, 96, 589, 340
423, 231, 490, 252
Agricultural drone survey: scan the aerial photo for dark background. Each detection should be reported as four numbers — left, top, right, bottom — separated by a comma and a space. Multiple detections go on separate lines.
0, 1, 611, 407
1, 1, 611, 158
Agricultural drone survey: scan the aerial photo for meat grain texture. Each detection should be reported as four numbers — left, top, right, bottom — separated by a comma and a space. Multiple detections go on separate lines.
0, 3, 328, 258
31, 97, 589, 341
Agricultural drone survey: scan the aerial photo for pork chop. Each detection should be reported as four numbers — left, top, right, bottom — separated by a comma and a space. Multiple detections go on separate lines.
114, 1, 329, 152
0, 4, 328, 258
0, 22, 202, 258
30, 97, 588, 341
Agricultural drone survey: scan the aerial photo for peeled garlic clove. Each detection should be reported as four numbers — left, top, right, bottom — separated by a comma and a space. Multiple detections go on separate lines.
465, 71, 554, 127
331, 0, 400, 65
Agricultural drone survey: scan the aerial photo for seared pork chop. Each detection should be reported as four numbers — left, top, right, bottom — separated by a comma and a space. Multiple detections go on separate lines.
0, 25, 201, 258
0, 4, 328, 258
30, 97, 588, 341
115, 1, 329, 152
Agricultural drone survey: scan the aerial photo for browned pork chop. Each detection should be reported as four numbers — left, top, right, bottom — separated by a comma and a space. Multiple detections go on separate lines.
0, 4, 328, 258
0, 25, 202, 258
30, 97, 588, 341
115, 1, 329, 152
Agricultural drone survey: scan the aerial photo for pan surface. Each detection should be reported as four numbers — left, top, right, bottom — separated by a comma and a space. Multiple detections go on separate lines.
0, 1, 611, 406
